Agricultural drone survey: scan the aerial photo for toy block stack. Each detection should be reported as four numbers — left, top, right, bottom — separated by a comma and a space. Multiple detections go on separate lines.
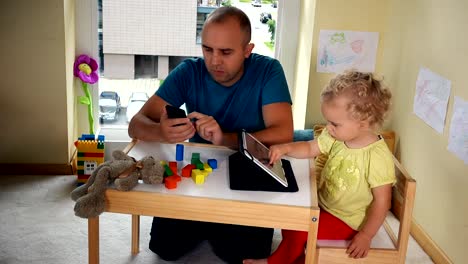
74, 134, 105, 186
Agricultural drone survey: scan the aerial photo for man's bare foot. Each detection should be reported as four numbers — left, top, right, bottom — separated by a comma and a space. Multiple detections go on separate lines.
243, 259, 268, 264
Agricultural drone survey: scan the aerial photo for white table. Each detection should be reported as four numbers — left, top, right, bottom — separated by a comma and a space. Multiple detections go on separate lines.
87, 141, 320, 263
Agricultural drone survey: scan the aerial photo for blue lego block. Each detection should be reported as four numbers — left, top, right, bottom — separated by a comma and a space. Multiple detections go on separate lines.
78, 134, 106, 141
176, 144, 184, 161
207, 159, 217, 169
79, 134, 96, 140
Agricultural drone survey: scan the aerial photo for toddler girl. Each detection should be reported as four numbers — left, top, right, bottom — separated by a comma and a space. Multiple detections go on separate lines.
244, 70, 396, 263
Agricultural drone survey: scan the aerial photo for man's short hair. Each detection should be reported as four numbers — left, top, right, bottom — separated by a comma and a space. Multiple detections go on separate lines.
203, 6, 252, 44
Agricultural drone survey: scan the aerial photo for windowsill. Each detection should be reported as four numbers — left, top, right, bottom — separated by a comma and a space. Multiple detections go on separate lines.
98, 126, 132, 142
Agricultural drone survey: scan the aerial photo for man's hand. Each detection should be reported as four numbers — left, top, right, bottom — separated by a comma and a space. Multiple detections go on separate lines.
187, 112, 223, 145
346, 231, 372, 258
160, 107, 196, 143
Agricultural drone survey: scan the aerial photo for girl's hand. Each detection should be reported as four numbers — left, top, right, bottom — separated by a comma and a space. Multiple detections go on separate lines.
269, 144, 290, 164
346, 231, 372, 258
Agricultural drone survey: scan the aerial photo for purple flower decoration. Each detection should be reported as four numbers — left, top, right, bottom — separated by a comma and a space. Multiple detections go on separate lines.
74, 54, 99, 134
73, 54, 99, 84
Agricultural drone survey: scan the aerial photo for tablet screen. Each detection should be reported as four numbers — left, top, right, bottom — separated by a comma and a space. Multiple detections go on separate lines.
242, 131, 288, 187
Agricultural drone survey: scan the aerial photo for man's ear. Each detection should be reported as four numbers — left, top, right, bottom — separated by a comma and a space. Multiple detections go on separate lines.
244, 43, 255, 58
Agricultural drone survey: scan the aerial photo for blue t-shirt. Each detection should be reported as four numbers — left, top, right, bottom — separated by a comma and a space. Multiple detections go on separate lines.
156, 53, 292, 143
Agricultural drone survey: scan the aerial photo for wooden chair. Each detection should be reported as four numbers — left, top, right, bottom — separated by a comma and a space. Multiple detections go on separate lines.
311, 125, 416, 263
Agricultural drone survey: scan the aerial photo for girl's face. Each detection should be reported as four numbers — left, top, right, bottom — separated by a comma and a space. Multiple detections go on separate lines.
321, 96, 367, 143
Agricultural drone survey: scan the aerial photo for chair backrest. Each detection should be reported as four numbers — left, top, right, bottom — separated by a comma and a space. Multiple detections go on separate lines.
391, 156, 416, 262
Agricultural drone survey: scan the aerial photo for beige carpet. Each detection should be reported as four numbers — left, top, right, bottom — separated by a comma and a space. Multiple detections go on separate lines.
0, 175, 433, 264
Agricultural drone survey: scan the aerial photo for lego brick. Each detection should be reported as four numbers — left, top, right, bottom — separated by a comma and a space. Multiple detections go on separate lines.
203, 163, 213, 173
191, 158, 200, 165
163, 164, 173, 176
168, 161, 177, 170
76, 157, 104, 163
164, 176, 178, 189
75, 140, 106, 153
196, 162, 204, 170
181, 164, 195, 177
191, 169, 205, 185
77, 152, 104, 158
207, 159, 218, 169
176, 144, 184, 161
77, 174, 90, 180
78, 134, 105, 141
79, 134, 96, 140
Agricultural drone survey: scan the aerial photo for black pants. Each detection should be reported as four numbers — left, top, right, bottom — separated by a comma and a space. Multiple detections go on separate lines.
149, 217, 273, 264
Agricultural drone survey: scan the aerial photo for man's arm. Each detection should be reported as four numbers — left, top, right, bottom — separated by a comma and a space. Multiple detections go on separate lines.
187, 102, 293, 148
128, 95, 195, 142
252, 102, 294, 146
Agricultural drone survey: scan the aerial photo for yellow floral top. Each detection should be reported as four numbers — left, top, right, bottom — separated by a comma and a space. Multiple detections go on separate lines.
317, 128, 396, 230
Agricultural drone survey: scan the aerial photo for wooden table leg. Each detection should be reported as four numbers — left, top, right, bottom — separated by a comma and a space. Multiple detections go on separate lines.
131, 214, 140, 255
88, 217, 99, 264
305, 210, 319, 263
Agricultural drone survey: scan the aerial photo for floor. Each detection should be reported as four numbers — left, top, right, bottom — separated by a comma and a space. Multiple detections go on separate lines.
0, 175, 434, 264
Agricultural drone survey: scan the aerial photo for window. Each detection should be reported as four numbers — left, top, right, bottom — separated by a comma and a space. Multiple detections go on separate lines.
76, 0, 299, 141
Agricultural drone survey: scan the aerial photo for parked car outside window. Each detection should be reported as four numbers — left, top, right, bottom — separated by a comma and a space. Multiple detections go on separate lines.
271, 1, 277, 8
251, 0, 262, 7
260, 12, 272, 23
99, 91, 121, 122
126, 92, 149, 122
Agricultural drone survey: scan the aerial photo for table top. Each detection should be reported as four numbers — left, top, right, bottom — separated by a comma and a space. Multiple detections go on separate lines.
126, 141, 314, 208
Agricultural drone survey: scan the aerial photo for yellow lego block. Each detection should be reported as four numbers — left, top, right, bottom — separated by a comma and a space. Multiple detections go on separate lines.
75, 140, 105, 153
160, 160, 167, 166
201, 169, 210, 178
191, 169, 205, 185
203, 163, 213, 173
77, 156, 105, 163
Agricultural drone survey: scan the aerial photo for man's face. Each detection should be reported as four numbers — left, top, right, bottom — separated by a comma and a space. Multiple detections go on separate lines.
201, 17, 254, 87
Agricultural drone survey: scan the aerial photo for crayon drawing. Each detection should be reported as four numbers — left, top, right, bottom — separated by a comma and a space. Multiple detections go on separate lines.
447, 96, 468, 164
413, 67, 451, 134
317, 30, 379, 73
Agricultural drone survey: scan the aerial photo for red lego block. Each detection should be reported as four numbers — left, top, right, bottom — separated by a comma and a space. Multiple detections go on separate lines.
169, 161, 178, 174
164, 175, 180, 189
181, 164, 196, 178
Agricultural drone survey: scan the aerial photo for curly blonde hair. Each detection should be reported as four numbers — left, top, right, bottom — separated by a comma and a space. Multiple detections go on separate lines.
321, 70, 392, 128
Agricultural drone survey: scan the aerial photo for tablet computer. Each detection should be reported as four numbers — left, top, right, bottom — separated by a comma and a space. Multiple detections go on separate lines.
240, 131, 288, 187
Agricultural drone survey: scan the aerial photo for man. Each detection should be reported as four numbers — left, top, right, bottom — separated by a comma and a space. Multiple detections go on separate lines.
128, 6, 293, 264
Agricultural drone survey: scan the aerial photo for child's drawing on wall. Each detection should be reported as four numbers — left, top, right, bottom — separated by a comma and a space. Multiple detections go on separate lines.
413, 67, 451, 134
447, 96, 468, 164
317, 30, 379, 73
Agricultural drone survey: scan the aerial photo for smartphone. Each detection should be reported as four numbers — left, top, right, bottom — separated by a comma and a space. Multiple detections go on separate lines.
165, 105, 187, 119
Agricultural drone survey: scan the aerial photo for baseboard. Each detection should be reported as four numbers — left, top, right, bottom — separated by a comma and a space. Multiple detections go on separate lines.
411, 218, 453, 264
0, 163, 74, 175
